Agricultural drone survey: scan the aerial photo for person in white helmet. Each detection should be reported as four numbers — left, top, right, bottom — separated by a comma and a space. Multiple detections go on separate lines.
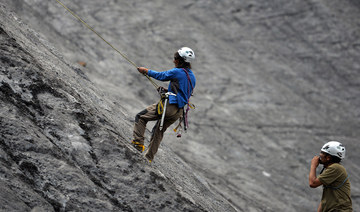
309, 141, 352, 212
131, 47, 196, 162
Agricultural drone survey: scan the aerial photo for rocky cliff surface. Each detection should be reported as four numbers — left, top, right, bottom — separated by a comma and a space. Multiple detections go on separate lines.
0, 5, 235, 212
1, 0, 360, 211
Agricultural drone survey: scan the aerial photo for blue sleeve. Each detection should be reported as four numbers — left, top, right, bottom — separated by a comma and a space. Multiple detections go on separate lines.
147, 68, 177, 81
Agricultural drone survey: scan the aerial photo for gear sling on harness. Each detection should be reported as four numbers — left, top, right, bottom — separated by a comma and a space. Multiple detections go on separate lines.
172, 68, 195, 136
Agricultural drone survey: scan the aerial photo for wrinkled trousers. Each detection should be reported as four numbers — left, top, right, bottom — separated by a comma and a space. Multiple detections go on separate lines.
133, 102, 183, 161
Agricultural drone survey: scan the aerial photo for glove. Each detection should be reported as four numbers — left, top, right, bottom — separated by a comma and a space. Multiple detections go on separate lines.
137, 67, 148, 75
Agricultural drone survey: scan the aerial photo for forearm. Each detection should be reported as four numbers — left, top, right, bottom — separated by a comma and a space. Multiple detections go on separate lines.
147, 69, 172, 81
309, 156, 322, 188
147, 69, 176, 81
309, 166, 317, 186
317, 201, 322, 212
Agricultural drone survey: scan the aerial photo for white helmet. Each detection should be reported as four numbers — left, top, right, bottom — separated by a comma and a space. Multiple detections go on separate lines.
321, 141, 346, 160
178, 47, 195, 62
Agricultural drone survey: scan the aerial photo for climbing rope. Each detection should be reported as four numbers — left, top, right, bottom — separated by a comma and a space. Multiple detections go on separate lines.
55, 0, 159, 89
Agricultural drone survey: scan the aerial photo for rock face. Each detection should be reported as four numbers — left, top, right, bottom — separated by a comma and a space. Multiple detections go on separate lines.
1, 0, 360, 211
0, 6, 234, 212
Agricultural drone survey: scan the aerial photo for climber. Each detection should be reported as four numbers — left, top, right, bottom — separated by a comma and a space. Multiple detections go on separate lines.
131, 47, 196, 162
308, 141, 352, 212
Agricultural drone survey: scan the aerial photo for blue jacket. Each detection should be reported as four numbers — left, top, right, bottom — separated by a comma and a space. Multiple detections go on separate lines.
148, 68, 196, 108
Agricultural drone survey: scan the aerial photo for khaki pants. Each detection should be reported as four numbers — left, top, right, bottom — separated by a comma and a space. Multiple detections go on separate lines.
133, 102, 183, 161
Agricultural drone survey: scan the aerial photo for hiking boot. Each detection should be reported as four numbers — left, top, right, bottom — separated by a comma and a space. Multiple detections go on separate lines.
145, 154, 152, 163
131, 140, 145, 152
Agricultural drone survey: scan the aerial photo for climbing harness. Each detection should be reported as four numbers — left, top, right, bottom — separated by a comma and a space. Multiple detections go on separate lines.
159, 92, 177, 131
182, 68, 195, 131
156, 87, 167, 115
172, 68, 195, 137
55, 0, 159, 89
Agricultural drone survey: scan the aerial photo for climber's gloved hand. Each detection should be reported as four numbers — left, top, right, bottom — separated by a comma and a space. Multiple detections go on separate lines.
137, 67, 148, 75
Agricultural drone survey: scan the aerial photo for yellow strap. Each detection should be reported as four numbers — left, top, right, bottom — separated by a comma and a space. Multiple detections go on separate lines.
157, 99, 164, 115
173, 120, 182, 132
188, 102, 195, 109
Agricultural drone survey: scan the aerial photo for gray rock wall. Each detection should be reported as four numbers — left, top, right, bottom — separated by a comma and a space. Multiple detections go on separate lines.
1, 0, 359, 211
0, 5, 235, 212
